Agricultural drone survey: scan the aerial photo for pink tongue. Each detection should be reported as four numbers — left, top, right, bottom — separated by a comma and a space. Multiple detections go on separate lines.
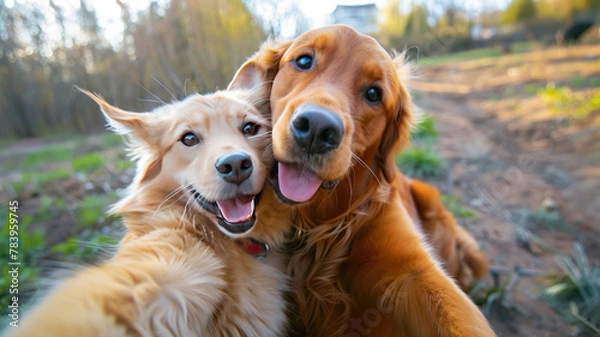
278, 162, 323, 203
216, 195, 254, 223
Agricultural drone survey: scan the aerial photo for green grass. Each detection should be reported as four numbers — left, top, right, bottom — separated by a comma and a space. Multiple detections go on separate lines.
101, 133, 124, 148
522, 209, 569, 231
590, 77, 600, 88
22, 144, 75, 168
71, 153, 106, 173
542, 243, 600, 336
511, 41, 541, 53
571, 75, 587, 88
0, 213, 45, 310
36, 195, 66, 222
396, 146, 443, 179
525, 83, 540, 95
419, 47, 503, 66
116, 160, 134, 171
538, 82, 600, 121
441, 194, 477, 219
412, 114, 439, 140
75, 194, 113, 228
419, 40, 541, 67
22, 168, 72, 187
50, 233, 118, 261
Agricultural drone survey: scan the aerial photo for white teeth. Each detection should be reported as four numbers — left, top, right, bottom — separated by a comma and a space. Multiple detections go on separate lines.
245, 197, 256, 222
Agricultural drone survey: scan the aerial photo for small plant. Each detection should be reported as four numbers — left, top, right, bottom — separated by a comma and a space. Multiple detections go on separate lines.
590, 77, 600, 88
396, 146, 443, 179
22, 168, 72, 188
101, 133, 124, 148
542, 243, 600, 336
471, 272, 523, 315
75, 194, 114, 228
51, 233, 118, 261
22, 144, 75, 168
440, 194, 477, 219
571, 75, 587, 88
411, 114, 439, 141
525, 83, 539, 95
71, 153, 106, 173
36, 195, 66, 222
116, 160, 134, 171
538, 83, 600, 121
0, 213, 46, 310
517, 208, 570, 231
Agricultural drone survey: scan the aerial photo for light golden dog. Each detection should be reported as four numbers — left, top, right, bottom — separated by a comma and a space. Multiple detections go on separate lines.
5, 87, 292, 337
230, 25, 495, 336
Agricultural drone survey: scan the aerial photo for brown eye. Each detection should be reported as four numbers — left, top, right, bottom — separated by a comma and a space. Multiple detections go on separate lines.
181, 132, 200, 146
242, 122, 260, 136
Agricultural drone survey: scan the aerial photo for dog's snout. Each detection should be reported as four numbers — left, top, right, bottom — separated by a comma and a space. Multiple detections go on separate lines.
290, 105, 344, 155
215, 152, 253, 184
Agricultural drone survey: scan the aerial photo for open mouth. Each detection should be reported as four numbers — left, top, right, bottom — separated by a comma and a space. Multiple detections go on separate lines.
191, 189, 259, 235
271, 161, 339, 204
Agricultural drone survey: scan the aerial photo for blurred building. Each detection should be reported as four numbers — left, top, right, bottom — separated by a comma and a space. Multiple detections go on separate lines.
331, 4, 378, 35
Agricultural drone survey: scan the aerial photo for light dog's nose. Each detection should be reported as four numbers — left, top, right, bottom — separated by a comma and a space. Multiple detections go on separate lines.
290, 105, 344, 155
215, 152, 253, 184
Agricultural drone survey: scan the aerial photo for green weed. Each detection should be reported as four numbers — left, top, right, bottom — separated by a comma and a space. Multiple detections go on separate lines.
116, 160, 134, 171
396, 146, 443, 179
441, 194, 477, 219
0, 213, 46, 310
71, 153, 106, 173
22, 144, 75, 168
51, 233, 118, 261
542, 243, 600, 336
412, 114, 439, 140
511, 41, 540, 53
571, 75, 587, 88
590, 77, 600, 88
75, 194, 111, 227
419, 47, 503, 66
518, 208, 570, 231
538, 83, 600, 121
22, 168, 72, 187
525, 83, 539, 95
101, 133, 123, 148
471, 274, 523, 315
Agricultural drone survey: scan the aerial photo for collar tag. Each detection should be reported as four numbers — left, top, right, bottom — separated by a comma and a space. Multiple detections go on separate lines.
238, 238, 269, 259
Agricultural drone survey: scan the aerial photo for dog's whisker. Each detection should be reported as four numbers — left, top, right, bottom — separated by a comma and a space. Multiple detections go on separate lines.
351, 153, 381, 187
137, 98, 164, 104
137, 82, 165, 105
153, 76, 177, 101
150, 185, 190, 220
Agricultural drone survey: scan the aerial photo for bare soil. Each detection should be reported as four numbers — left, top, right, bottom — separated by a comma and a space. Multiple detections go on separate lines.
413, 43, 600, 337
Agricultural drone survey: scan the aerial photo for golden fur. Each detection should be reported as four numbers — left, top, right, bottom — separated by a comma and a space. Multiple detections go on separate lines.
6, 89, 292, 337
230, 25, 495, 336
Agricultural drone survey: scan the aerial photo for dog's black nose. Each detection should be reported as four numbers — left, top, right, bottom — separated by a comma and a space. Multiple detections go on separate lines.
290, 105, 344, 155
215, 152, 253, 184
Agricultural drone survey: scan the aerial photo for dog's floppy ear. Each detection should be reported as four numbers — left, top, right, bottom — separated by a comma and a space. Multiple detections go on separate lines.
377, 53, 415, 182
228, 39, 292, 92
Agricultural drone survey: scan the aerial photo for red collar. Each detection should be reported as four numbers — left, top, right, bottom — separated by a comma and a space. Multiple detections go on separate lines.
237, 238, 269, 259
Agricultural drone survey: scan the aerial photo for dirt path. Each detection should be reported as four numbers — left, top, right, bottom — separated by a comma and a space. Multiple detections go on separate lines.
413, 45, 600, 336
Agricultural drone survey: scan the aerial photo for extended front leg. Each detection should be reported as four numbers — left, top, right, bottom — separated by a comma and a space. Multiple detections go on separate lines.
343, 202, 496, 337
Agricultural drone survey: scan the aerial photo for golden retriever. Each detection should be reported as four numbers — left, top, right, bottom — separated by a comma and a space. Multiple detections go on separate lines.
6, 87, 292, 337
229, 25, 496, 336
